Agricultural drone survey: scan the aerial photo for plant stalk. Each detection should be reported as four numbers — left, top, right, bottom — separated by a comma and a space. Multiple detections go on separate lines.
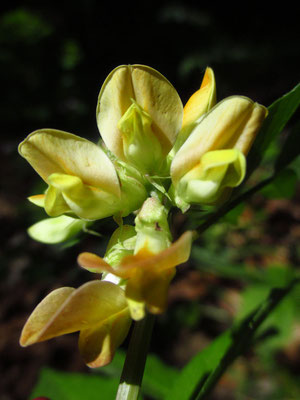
115, 312, 155, 400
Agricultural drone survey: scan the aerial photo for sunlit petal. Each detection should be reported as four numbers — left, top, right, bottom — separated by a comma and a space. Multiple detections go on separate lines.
97, 65, 183, 165
18, 129, 121, 197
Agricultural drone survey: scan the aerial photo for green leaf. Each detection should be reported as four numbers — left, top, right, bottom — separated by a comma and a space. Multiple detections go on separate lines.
165, 279, 299, 400
260, 168, 298, 199
275, 119, 300, 173
143, 353, 179, 399
30, 368, 119, 400
247, 83, 300, 179
239, 283, 295, 351
192, 246, 263, 283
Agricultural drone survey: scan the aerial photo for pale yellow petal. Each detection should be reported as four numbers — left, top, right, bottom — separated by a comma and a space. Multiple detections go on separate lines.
130, 65, 183, 153
97, 65, 183, 159
19, 129, 120, 197
178, 149, 246, 205
44, 184, 71, 217
171, 96, 267, 183
28, 215, 85, 244
47, 173, 121, 220
97, 66, 134, 160
28, 194, 45, 207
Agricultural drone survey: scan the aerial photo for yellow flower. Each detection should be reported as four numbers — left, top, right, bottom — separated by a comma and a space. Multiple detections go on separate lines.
173, 67, 216, 152
19, 280, 131, 368
97, 65, 183, 175
78, 231, 192, 321
19, 129, 147, 220
170, 96, 268, 210
78, 197, 193, 321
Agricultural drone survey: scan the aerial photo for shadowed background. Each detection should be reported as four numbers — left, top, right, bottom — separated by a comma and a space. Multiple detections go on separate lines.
1, 2, 299, 399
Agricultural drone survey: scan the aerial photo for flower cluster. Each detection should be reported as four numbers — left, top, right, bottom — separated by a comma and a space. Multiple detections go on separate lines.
19, 65, 267, 367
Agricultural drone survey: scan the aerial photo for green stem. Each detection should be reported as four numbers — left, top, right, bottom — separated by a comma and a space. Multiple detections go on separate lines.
115, 313, 155, 400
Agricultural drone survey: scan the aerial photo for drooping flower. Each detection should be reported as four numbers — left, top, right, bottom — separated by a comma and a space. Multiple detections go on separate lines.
20, 280, 131, 367
170, 96, 268, 210
19, 129, 147, 220
78, 197, 193, 321
97, 64, 183, 175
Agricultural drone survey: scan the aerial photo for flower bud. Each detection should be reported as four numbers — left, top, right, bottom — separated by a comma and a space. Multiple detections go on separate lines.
170, 96, 268, 208
134, 196, 172, 255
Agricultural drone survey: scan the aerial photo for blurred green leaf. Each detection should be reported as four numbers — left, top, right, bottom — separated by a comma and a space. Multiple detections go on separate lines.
260, 168, 298, 199
247, 83, 300, 179
239, 283, 295, 351
193, 245, 299, 285
0, 8, 52, 45
165, 279, 299, 400
275, 119, 300, 173
30, 368, 119, 400
143, 353, 179, 399
165, 331, 232, 400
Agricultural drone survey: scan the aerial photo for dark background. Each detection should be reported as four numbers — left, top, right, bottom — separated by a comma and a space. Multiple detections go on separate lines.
1, 2, 299, 399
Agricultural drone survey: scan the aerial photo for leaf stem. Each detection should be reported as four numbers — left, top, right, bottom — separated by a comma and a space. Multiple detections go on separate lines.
115, 313, 155, 400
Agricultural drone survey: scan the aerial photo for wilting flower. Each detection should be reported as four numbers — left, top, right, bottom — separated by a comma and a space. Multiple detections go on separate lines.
97, 64, 183, 175
19, 129, 147, 220
78, 197, 193, 321
20, 280, 131, 368
170, 96, 268, 210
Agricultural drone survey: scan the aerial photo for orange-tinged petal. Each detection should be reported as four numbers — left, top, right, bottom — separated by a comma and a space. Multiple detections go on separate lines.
77, 252, 115, 274
117, 231, 192, 320
125, 267, 175, 320
79, 307, 131, 367
78, 231, 193, 321
20, 281, 128, 347
116, 230, 193, 278
182, 67, 216, 129
20, 287, 75, 346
